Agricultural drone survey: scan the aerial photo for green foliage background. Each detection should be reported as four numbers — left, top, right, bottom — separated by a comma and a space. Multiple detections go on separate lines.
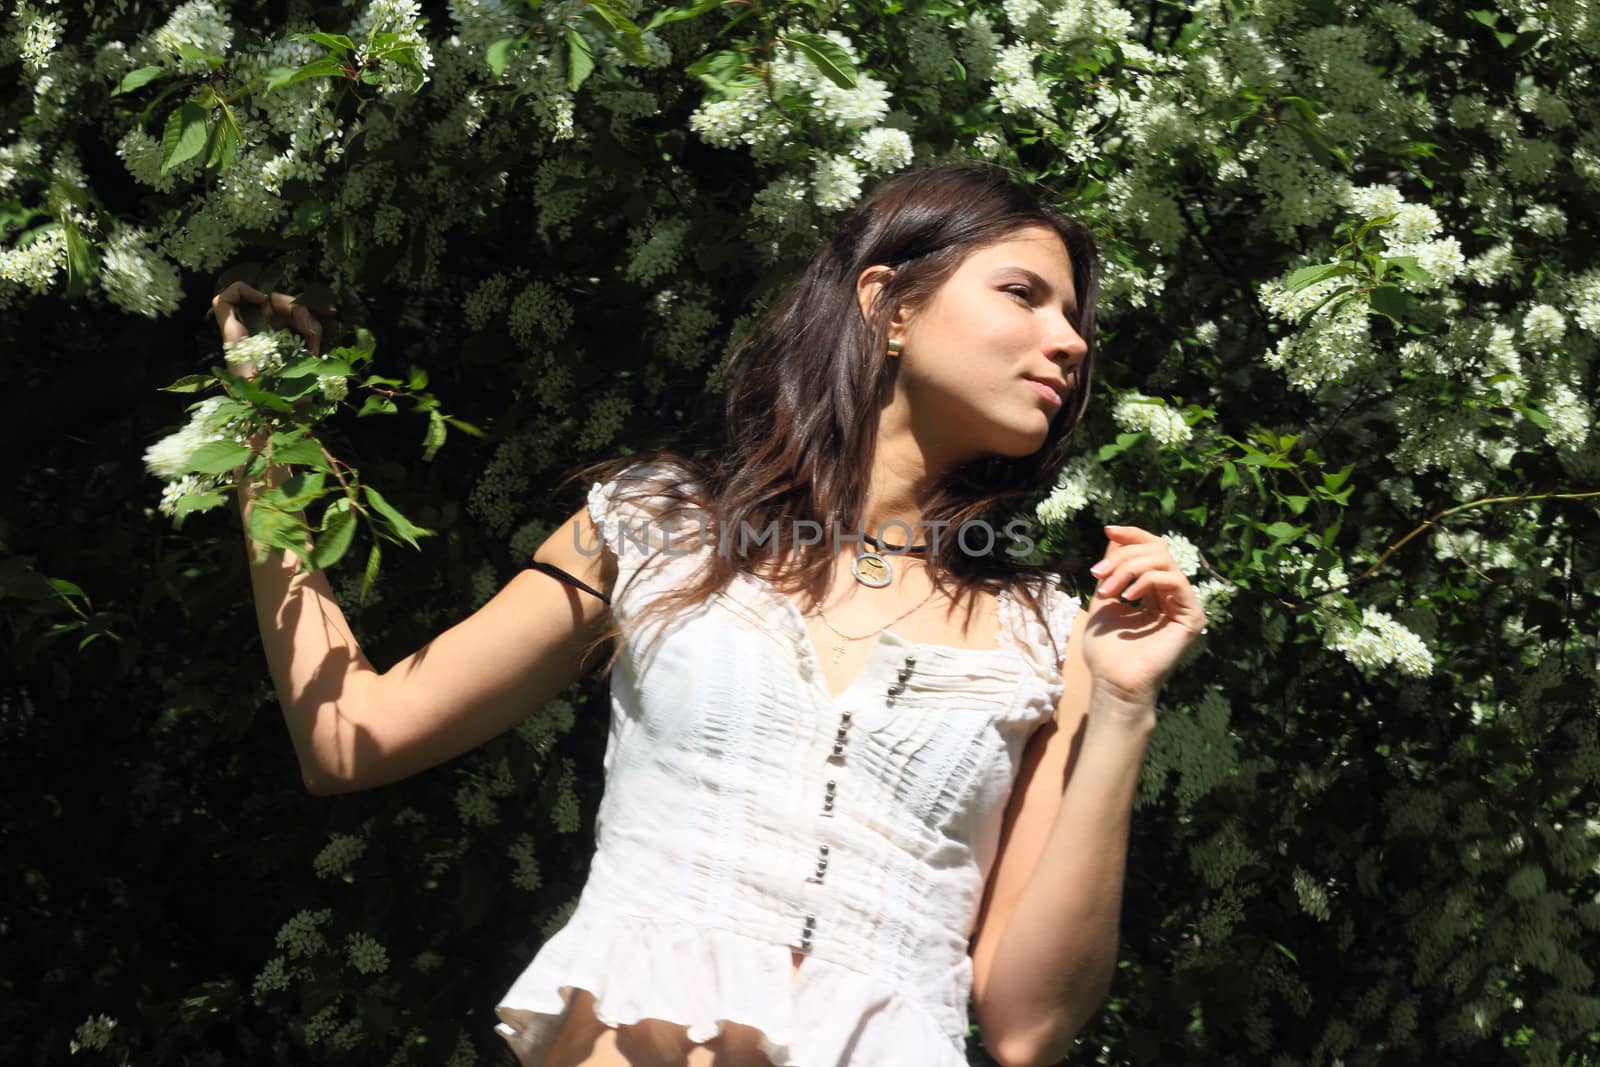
2, 0, 1598, 1063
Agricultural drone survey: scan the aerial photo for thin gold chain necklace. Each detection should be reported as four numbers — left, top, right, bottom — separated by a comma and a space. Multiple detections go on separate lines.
806, 585, 938, 662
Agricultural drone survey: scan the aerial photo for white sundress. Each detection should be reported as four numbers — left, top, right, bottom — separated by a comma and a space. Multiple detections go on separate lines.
493, 461, 1081, 1066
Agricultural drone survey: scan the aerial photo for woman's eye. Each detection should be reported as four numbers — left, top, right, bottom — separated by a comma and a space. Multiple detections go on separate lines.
1003, 285, 1031, 303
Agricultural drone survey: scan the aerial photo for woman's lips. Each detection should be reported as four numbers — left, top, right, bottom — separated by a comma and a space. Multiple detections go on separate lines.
1025, 378, 1064, 407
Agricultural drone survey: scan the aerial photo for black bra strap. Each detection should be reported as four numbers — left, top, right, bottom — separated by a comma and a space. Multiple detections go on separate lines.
524, 559, 611, 606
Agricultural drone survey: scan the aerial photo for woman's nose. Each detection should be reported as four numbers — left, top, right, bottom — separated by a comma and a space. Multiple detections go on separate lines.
1047, 313, 1088, 365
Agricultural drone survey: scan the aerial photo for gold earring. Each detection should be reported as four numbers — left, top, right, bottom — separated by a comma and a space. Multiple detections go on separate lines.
886, 337, 903, 358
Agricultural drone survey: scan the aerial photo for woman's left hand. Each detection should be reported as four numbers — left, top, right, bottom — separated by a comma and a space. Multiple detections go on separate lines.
1079, 524, 1208, 704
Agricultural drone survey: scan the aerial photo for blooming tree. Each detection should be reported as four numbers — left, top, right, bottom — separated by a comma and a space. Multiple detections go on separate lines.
3, 0, 1597, 1062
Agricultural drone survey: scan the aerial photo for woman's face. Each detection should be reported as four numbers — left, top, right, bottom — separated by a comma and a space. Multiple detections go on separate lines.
867, 224, 1089, 467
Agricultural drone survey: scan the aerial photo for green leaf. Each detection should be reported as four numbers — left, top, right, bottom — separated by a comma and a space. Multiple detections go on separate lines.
1270, 940, 1300, 966
1382, 255, 1436, 288
1277, 94, 1320, 126
363, 486, 435, 550
566, 28, 595, 91
202, 116, 240, 171
422, 410, 447, 461
187, 440, 253, 474
172, 490, 227, 519
291, 31, 357, 54
1096, 431, 1144, 462
487, 36, 516, 76
1261, 521, 1306, 548
279, 355, 355, 379
1283, 262, 1348, 293
177, 43, 227, 70
158, 374, 216, 394
784, 32, 857, 89
114, 66, 168, 96
1516, 404, 1552, 430
1284, 495, 1310, 515
645, 0, 724, 30
45, 577, 88, 601
160, 102, 210, 175
309, 499, 358, 569
685, 49, 757, 96
1220, 460, 1239, 490
246, 502, 307, 554
1287, 119, 1350, 172
1321, 464, 1354, 492
273, 471, 327, 511
1368, 284, 1409, 324
60, 217, 96, 298
359, 395, 400, 416
581, 0, 649, 63
269, 436, 334, 470
264, 55, 346, 93
359, 541, 382, 606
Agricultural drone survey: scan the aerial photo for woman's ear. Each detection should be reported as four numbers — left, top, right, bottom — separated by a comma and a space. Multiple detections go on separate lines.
855, 264, 896, 324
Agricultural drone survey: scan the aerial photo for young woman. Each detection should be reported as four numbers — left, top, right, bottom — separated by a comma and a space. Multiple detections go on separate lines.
216, 162, 1206, 1067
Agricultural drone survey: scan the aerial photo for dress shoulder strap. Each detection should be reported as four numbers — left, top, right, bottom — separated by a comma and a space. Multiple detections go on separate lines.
524, 559, 611, 606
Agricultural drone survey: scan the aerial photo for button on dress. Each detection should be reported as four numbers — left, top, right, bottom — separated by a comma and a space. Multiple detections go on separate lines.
494, 462, 1081, 1066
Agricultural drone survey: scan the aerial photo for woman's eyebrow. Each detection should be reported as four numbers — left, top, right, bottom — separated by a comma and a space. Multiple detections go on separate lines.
992, 266, 1079, 317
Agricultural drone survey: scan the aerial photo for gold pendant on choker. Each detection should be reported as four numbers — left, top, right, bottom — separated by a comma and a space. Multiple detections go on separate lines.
850, 552, 892, 588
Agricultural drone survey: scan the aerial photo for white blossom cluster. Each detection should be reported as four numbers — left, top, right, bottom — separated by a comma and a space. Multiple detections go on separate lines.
1035, 454, 1117, 524
313, 832, 367, 878
688, 28, 909, 213
508, 833, 543, 891
506, 280, 573, 350
14, 1, 62, 72
1111, 392, 1193, 448
252, 955, 291, 996
1542, 381, 1592, 451
0, 136, 40, 193
991, 42, 1052, 118
812, 154, 863, 213
143, 396, 241, 519
514, 695, 576, 754
345, 932, 390, 974
625, 217, 690, 285
1160, 532, 1201, 577
1258, 276, 1373, 392
349, 0, 435, 94
1569, 269, 1600, 336
274, 908, 334, 959
68, 1014, 119, 1055
98, 226, 183, 318
1318, 604, 1435, 678
0, 225, 64, 298
1193, 578, 1236, 627
147, 0, 234, 75
1293, 866, 1333, 922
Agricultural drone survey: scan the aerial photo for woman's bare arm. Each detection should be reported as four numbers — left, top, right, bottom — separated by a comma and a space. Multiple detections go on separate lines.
240, 482, 615, 795
216, 282, 615, 794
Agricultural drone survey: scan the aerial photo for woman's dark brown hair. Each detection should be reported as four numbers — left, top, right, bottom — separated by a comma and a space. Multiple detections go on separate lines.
568, 159, 1101, 674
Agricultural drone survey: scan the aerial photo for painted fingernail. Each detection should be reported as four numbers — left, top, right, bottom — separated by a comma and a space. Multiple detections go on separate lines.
1090, 560, 1110, 576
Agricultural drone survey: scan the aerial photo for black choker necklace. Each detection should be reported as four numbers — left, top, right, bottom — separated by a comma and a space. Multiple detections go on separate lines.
863, 532, 930, 553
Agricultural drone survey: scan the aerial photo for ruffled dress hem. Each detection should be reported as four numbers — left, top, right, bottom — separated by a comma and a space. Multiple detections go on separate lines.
493, 907, 970, 1067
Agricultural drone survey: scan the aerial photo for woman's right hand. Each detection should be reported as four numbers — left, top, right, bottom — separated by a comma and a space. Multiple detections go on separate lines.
212, 282, 336, 470
210, 282, 337, 380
